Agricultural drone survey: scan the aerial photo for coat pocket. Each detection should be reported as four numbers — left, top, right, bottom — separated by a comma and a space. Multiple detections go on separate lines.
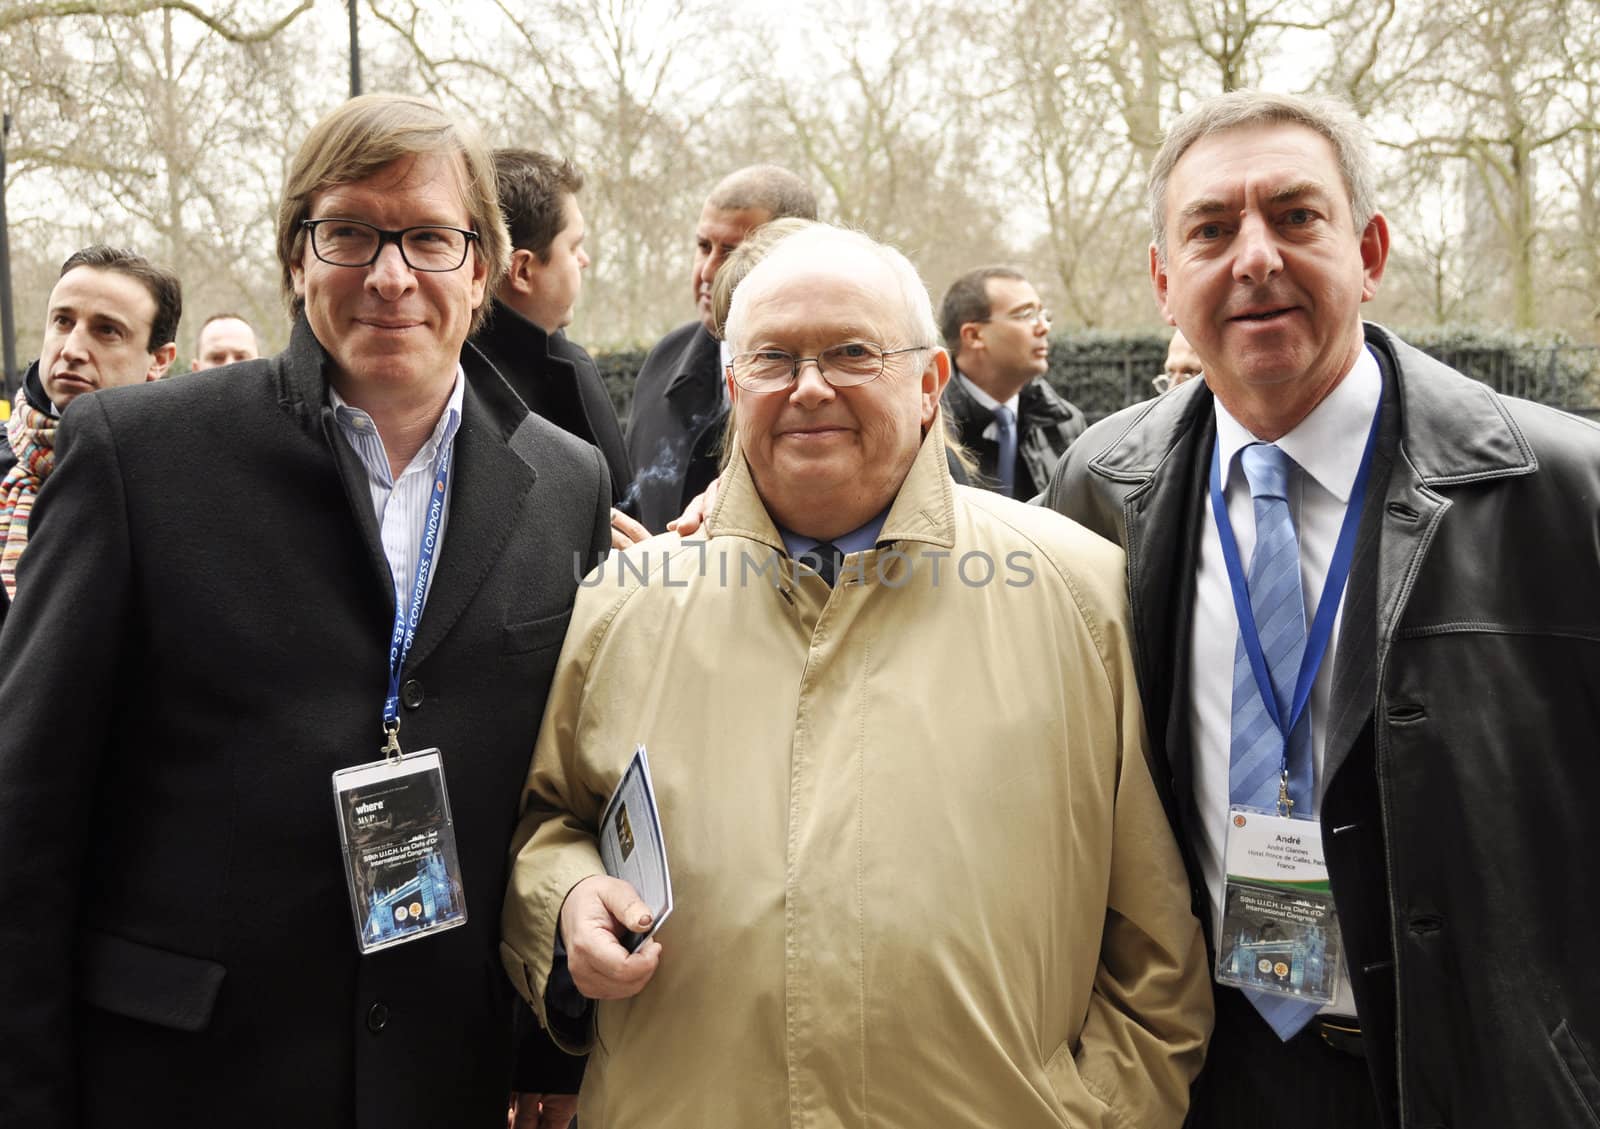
78, 928, 226, 1033
1552, 1019, 1600, 1129
502, 610, 574, 655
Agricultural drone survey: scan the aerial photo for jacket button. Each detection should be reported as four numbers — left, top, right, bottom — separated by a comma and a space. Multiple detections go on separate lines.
366, 1002, 389, 1032
401, 679, 424, 710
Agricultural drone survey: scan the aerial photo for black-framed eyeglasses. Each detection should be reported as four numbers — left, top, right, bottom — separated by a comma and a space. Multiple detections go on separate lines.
977, 305, 1052, 327
301, 218, 480, 272
728, 342, 931, 393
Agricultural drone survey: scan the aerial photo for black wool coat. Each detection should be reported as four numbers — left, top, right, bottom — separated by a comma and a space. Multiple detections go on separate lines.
622, 320, 727, 533
0, 317, 610, 1128
472, 299, 633, 507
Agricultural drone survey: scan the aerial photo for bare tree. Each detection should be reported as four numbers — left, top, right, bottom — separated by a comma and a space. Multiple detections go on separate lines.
369, 0, 727, 346
0, 0, 313, 40
1382, 0, 1596, 328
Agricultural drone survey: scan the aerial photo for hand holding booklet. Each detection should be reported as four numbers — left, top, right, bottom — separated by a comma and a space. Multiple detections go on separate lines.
599, 745, 673, 952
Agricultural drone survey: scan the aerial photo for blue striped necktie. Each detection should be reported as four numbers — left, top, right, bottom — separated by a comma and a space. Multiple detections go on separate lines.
1230, 441, 1320, 1039
993, 405, 1017, 497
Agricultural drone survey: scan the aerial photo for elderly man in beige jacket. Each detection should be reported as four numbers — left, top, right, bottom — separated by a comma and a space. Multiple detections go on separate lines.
501, 224, 1211, 1127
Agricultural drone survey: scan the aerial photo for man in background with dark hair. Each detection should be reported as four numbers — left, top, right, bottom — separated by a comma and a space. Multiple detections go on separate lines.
0, 244, 180, 601
623, 163, 817, 532
938, 266, 1085, 499
474, 148, 637, 542
190, 312, 260, 370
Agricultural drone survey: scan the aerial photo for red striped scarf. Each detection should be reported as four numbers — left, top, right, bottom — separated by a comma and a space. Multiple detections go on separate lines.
1, 388, 58, 598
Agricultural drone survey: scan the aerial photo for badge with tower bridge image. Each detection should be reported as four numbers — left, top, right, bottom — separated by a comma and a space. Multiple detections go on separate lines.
1216, 807, 1342, 1005
333, 749, 468, 954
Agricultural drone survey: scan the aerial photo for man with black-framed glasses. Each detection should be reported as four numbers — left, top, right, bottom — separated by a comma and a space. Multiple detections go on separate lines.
0, 94, 607, 1128
938, 266, 1086, 499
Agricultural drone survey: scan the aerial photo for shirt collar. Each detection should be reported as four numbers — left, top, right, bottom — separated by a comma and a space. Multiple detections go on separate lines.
329, 364, 466, 484
780, 507, 891, 561
1212, 345, 1381, 503
956, 369, 1020, 416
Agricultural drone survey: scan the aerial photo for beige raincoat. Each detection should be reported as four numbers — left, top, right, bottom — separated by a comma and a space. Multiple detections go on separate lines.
502, 426, 1211, 1127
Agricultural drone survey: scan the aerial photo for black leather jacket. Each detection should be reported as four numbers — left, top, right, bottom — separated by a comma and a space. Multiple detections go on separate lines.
1044, 324, 1600, 1129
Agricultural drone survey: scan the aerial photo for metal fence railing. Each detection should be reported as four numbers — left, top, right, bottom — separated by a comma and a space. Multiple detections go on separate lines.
1041, 343, 1600, 424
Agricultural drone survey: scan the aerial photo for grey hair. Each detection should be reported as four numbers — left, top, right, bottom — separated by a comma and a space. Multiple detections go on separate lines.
724, 224, 940, 353
1148, 90, 1378, 263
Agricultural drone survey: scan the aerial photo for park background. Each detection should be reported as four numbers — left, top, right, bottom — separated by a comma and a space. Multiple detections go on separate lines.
1, 0, 1596, 417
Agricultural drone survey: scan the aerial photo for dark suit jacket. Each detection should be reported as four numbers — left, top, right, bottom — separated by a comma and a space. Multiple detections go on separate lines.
942, 370, 1086, 498
0, 317, 610, 1128
472, 299, 633, 506
623, 320, 726, 533
1045, 325, 1600, 1129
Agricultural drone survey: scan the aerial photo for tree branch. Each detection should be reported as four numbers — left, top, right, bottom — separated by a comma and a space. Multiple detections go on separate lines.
0, 1, 315, 41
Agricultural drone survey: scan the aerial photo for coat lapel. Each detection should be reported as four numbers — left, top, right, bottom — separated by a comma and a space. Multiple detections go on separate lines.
322, 409, 397, 610
277, 316, 394, 608
1089, 383, 1216, 853
663, 325, 722, 424
1325, 325, 1539, 784
404, 371, 538, 670
1321, 351, 1399, 783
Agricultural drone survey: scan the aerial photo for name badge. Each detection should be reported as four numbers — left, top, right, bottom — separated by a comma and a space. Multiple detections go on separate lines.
333, 749, 468, 954
1215, 807, 1341, 1006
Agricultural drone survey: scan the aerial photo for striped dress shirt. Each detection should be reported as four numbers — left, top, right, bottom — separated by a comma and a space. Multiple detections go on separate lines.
329, 367, 465, 612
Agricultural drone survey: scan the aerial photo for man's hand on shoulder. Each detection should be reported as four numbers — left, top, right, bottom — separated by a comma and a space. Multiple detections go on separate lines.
559, 875, 662, 999
667, 475, 721, 536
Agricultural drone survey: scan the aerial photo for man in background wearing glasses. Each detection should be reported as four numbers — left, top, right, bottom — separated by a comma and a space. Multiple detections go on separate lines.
938, 266, 1085, 498
0, 94, 608, 1128
501, 223, 1211, 1127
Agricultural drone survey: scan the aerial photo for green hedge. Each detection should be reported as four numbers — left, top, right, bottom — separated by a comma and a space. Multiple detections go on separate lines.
591, 328, 1600, 426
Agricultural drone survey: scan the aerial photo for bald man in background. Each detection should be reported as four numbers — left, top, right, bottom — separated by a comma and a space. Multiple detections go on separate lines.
190, 313, 260, 371
622, 164, 817, 532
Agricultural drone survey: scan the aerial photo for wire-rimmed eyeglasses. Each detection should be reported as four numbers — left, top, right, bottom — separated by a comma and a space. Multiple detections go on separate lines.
728, 342, 931, 393
301, 218, 480, 272
977, 305, 1052, 327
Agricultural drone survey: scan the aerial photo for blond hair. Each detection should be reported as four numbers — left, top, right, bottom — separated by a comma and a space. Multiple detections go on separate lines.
276, 94, 509, 333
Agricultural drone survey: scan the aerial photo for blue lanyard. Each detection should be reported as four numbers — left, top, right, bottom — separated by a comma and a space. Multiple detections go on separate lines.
381, 437, 454, 759
1209, 392, 1382, 771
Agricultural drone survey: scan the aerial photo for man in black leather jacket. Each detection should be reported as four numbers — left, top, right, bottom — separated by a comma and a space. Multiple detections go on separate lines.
1045, 89, 1600, 1129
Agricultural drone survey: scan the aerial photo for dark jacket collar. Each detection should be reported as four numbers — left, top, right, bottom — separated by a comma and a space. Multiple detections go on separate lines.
665, 322, 722, 402
21, 361, 53, 416
946, 367, 1078, 427
942, 369, 989, 429
1085, 323, 1535, 487
278, 315, 337, 420
480, 299, 558, 363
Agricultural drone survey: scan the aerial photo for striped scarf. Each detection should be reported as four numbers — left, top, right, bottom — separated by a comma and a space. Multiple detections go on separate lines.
1, 387, 58, 598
